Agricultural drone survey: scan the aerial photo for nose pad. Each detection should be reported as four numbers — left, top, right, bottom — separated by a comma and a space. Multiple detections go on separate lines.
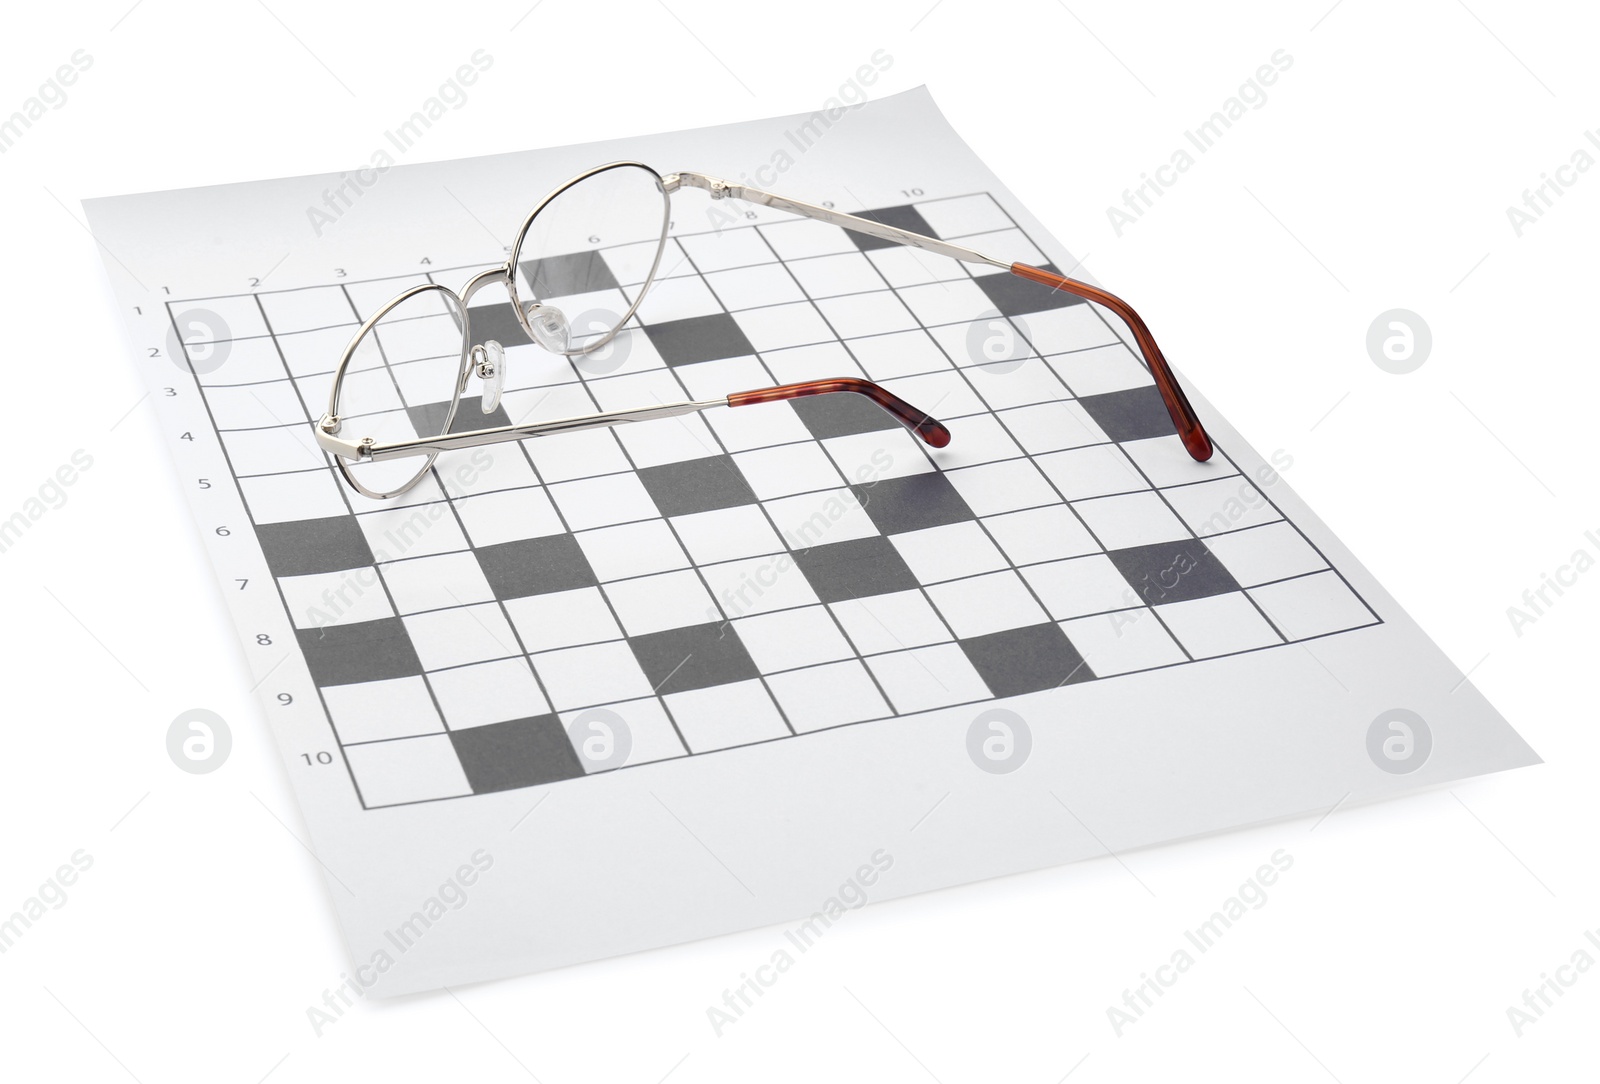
472, 340, 505, 413
524, 302, 570, 354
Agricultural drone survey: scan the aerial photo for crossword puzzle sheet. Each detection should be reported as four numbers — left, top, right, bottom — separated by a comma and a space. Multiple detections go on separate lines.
87, 89, 1536, 994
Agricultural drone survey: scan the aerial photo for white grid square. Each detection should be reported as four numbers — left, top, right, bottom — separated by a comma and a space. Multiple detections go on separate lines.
890, 522, 1008, 583
1154, 593, 1283, 659
207, 380, 309, 431
895, 279, 997, 328
404, 603, 520, 670
704, 262, 806, 311
196, 338, 288, 386
576, 519, 689, 581
559, 697, 686, 770
672, 227, 779, 274
967, 360, 1073, 411
764, 487, 879, 549
380, 551, 494, 615
759, 218, 857, 261
1037, 444, 1150, 501
1205, 522, 1327, 588
259, 286, 356, 335
346, 735, 471, 806
732, 606, 855, 672
1165, 477, 1284, 538
982, 505, 1101, 566
734, 302, 836, 352
1061, 607, 1188, 677
1249, 571, 1374, 640
734, 442, 846, 499
240, 469, 350, 524
997, 401, 1108, 454
866, 644, 990, 714
322, 676, 443, 744
1015, 304, 1121, 356
179, 293, 272, 341
916, 194, 1013, 238
822, 429, 935, 483
1023, 556, 1140, 620
846, 329, 953, 381
787, 251, 884, 298
277, 325, 361, 379
1071, 491, 1191, 550
454, 488, 565, 547
829, 590, 952, 655
548, 472, 660, 531
221, 425, 325, 476
767, 660, 891, 733
664, 680, 789, 752
634, 275, 723, 324
703, 554, 819, 618
505, 587, 623, 653
927, 413, 1022, 469
604, 569, 718, 635
925, 571, 1048, 638
671, 505, 786, 565
1046, 344, 1154, 396
814, 292, 920, 339
428, 658, 551, 730
356, 502, 470, 561
944, 459, 1059, 517
533, 640, 654, 710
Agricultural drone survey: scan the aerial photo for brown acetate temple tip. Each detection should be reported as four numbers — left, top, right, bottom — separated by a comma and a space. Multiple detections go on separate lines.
727, 378, 952, 449
1008, 262, 1214, 462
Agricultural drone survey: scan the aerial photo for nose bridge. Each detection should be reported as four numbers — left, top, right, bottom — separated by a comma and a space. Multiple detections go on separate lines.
459, 263, 512, 307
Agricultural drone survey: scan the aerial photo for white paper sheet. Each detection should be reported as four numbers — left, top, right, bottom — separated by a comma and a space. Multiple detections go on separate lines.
84, 87, 1537, 996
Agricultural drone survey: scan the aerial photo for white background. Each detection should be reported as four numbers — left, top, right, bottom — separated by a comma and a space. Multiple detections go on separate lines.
2, 1, 1594, 1080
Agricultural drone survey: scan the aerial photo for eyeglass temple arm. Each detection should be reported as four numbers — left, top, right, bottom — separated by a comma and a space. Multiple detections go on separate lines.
314, 378, 949, 463
670, 172, 1213, 462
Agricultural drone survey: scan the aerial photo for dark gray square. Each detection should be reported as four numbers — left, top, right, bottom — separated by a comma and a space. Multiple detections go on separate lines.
631, 622, 759, 694
973, 264, 1089, 317
790, 392, 900, 441
521, 251, 620, 299
1078, 385, 1174, 443
466, 303, 533, 348
296, 617, 423, 688
449, 714, 585, 792
846, 205, 936, 252
407, 398, 511, 438
644, 313, 756, 367
476, 534, 596, 599
1108, 538, 1241, 606
257, 516, 372, 578
960, 623, 1095, 697
637, 454, 756, 517
793, 536, 919, 602
849, 473, 974, 536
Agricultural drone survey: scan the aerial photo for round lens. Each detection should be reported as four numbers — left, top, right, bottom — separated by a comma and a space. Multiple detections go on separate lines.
509, 162, 669, 355
328, 283, 470, 499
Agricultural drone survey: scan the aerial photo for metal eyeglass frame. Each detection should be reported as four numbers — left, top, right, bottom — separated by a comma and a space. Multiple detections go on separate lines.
315, 162, 1213, 500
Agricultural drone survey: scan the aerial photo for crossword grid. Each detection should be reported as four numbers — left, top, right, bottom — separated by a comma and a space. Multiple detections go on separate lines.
172, 191, 1381, 809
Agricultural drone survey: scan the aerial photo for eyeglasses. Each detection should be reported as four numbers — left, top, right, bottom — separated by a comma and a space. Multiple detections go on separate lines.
314, 161, 1213, 499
